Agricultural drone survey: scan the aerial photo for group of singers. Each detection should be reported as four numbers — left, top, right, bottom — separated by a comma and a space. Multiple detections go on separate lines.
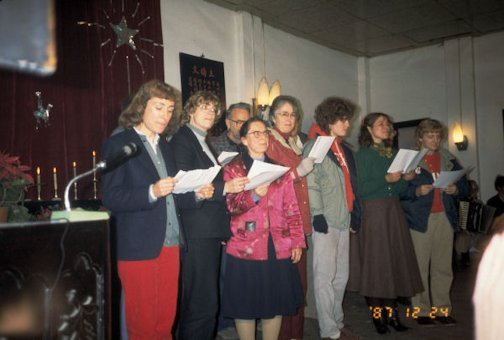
101, 79, 468, 340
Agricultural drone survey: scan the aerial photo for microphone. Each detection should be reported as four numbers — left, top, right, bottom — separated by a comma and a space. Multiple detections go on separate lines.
96, 142, 138, 171
63, 143, 138, 211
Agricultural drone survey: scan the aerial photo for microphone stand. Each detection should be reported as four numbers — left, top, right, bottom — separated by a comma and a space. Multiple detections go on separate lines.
64, 163, 105, 211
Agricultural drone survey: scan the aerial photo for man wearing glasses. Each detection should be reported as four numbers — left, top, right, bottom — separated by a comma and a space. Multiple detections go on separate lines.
210, 102, 251, 156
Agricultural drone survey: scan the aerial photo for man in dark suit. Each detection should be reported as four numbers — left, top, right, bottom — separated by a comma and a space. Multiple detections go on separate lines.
101, 80, 214, 340
170, 91, 249, 340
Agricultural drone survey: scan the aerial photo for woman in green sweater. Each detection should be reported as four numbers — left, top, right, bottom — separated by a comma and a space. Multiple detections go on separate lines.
348, 112, 423, 334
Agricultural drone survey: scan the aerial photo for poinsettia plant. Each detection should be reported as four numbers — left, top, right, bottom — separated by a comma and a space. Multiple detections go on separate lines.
0, 152, 34, 221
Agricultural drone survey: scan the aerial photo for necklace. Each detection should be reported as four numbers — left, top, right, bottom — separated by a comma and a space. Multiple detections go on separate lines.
372, 143, 393, 159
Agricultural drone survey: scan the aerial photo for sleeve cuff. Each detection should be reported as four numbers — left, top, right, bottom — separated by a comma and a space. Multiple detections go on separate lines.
149, 184, 158, 203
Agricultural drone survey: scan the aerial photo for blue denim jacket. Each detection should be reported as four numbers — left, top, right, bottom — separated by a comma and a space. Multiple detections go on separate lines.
400, 149, 469, 232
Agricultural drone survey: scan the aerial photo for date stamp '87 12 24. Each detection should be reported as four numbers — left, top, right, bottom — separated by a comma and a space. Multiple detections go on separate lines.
369, 306, 449, 319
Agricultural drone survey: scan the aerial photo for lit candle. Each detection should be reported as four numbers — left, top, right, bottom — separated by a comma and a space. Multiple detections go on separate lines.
53, 167, 58, 198
73, 161, 78, 200
92, 150, 97, 182
92, 150, 98, 199
36, 166, 41, 200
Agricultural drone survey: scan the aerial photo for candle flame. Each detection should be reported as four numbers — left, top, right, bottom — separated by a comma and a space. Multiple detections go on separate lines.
37, 166, 40, 175
53, 167, 57, 174
73, 161, 76, 168
92, 150, 96, 157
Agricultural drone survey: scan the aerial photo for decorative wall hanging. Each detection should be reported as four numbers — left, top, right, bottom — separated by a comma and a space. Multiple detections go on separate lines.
179, 52, 226, 108
77, 0, 163, 93
33, 91, 52, 129
179, 52, 227, 135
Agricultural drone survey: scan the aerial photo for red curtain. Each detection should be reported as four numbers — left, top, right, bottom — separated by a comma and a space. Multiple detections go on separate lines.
0, 0, 164, 201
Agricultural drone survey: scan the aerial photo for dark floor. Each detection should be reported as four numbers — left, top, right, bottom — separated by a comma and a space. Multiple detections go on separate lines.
217, 256, 478, 340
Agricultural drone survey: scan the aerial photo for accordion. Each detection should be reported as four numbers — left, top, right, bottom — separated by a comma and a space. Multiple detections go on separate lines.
459, 200, 496, 233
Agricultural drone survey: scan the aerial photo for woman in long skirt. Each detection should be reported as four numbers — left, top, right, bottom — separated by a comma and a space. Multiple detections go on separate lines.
348, 112, 423, 334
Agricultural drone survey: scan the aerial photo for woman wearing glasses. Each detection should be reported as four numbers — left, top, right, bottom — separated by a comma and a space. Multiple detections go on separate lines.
169, 91, 249, 340
265, 95, 314, 340
221, 116, 306, 340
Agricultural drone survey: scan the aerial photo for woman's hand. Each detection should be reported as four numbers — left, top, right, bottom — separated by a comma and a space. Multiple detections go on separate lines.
224, 176, 250, 194
196, 183, 215, 200
385, 171, 402, 183
416, 184, 433, 197
253, 182, 270, 197
443, 183, 458, 195
296, 157, 315, 177
402, 170, 416, 181
153, 177, 176, 197
291, 247, 302, 264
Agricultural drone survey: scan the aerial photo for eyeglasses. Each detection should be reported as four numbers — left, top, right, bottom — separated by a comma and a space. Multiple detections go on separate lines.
247, 130, 270, 138
227, 118, 247, 126
275, 111, 297, 119
198, 103, 219, 115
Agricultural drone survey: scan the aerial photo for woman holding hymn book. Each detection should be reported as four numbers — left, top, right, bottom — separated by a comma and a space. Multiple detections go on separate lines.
221, 117, 306, 340
400, 118, 468, 326
265, 95, 314, 340
348, 112, 422, 335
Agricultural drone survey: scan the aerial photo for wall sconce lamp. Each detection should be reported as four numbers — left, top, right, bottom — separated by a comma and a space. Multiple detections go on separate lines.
453, 122, 468, 151
255, 77, 281, 119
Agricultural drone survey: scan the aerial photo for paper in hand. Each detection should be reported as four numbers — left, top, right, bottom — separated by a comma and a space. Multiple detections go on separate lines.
308, 136, 336, 163
218, 151, 239, 165
387, 148, 428, 173
432, 169, 467, 188
244, 160, 290, 190
173, 165, 221, 194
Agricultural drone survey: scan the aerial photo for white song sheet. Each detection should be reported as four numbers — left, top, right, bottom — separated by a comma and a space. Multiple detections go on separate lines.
387, 148, 428, 173
432, 169, 467, 188
173, 165, 221, 194
244, 160, 290, 191
307, 136, 336, 163
217, 151, 239, 165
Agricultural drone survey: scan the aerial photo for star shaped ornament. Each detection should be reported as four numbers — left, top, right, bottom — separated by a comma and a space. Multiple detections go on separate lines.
110, 16, 139, 50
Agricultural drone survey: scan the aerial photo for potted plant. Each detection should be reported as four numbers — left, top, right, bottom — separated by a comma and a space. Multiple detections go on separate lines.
0, 152, 34, 222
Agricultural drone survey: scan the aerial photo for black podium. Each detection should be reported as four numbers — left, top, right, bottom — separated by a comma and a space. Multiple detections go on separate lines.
0, 217, 111, 339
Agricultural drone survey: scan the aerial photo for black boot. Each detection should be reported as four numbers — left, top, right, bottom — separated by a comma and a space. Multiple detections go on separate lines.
367, 297, 390, 334
388, 306, 409, 332
371, 308, 390, 334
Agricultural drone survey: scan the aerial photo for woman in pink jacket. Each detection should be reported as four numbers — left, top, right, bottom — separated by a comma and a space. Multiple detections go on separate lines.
221, 117, 306, 340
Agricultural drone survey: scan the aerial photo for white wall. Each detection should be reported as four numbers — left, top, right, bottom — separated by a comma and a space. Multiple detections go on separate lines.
369, 45, 447, 122
161, 0, 246, 104
473, 32, 504, 201
367, 33, 504, 201
260, 24, 357, 135
160, 0, 359, 136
